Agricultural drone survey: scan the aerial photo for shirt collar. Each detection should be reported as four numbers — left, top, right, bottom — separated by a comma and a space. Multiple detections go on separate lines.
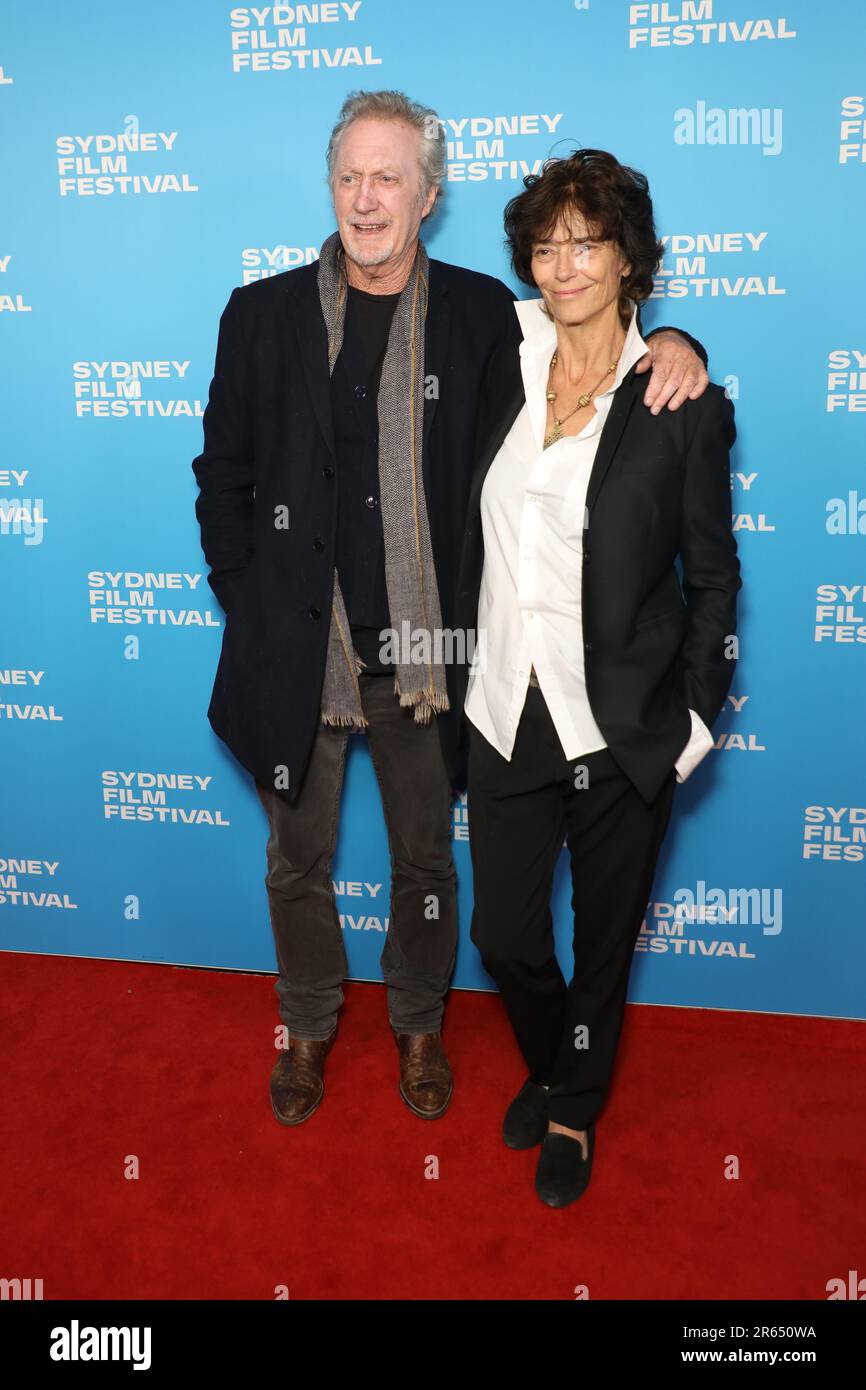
514, 297, 648, 393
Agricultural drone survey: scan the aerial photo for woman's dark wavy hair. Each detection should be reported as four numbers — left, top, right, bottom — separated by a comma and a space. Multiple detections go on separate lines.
503, 148, 664, 326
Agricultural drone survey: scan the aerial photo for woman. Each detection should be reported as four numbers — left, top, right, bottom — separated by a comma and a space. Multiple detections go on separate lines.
457, 149, 741, 1208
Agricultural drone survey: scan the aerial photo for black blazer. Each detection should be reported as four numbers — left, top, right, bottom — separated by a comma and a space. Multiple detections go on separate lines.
452, 333, 741, 805
192, 254, 709, 803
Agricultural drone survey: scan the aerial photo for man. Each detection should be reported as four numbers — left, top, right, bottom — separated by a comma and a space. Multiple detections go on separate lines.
191, 89, 709, 1128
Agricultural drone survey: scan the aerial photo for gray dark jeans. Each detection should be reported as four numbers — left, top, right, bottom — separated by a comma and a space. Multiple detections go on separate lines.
255, 673, 458, 1039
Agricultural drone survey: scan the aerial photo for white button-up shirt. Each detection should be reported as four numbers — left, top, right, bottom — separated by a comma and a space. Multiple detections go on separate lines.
464, 297, 714, 784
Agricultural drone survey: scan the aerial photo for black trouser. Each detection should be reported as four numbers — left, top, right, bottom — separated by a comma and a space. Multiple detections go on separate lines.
255, 672, 458, 1040
467, 684, 675, 1132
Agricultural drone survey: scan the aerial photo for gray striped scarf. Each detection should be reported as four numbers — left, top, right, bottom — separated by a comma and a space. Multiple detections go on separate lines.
317, 230, 449, 730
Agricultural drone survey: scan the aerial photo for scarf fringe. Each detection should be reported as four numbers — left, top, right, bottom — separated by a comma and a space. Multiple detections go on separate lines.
396, 683, 451, 724
321, 711, 369, 729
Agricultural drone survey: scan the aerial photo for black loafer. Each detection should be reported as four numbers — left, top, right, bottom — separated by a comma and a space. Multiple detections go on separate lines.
535, 1123, 596, 1207
503, 1078, 549, 1149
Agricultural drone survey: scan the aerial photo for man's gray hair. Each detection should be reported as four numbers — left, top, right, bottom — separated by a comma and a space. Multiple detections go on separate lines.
326, 89, 447, 215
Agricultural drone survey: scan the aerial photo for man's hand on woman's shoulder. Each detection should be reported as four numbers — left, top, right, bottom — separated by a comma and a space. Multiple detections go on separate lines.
635, 329, 710, 415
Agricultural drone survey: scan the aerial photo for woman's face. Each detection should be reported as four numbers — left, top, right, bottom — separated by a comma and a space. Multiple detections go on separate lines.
530, 209, 630, 329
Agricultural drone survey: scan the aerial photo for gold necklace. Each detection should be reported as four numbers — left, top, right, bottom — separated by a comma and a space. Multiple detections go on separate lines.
543, 352, 619, 449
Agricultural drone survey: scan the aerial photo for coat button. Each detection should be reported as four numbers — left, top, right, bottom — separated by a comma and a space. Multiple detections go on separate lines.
584, 549, 591, 562
322, 465, 334, 479
312, 537, 325, 552
364, 495, 378, 509
354, 384, 367, 399
309, 605, 321, 619
585, 640, 593, 652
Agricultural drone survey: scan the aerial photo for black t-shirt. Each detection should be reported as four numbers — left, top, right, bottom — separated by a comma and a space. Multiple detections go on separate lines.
344, 285, 401, 674
349, 283, 400, 395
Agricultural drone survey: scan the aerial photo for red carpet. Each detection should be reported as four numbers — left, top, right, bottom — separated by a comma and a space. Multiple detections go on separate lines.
0, 951, 862, 1300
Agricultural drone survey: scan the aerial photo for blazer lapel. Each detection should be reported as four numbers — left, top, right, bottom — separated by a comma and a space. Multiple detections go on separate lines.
422, 262, 450, 461
285, 268, 336, 461
466, 345, 525, 520
584, 366, 642, 515
465, 354, 643, 534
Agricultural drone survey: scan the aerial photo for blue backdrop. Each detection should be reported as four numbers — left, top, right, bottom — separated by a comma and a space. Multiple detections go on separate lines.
2, 0, 864, 1019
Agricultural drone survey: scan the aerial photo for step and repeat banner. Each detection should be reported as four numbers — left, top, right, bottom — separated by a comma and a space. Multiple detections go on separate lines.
1, 1, 864, 1019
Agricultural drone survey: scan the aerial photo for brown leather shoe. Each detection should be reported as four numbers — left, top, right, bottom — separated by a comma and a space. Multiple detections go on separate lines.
270, 1031, 336, 1126
395, 1031, 453, 1119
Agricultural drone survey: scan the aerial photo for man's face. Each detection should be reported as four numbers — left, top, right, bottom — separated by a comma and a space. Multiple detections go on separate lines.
331, 117, 437, 272
530, 209, 629, 329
